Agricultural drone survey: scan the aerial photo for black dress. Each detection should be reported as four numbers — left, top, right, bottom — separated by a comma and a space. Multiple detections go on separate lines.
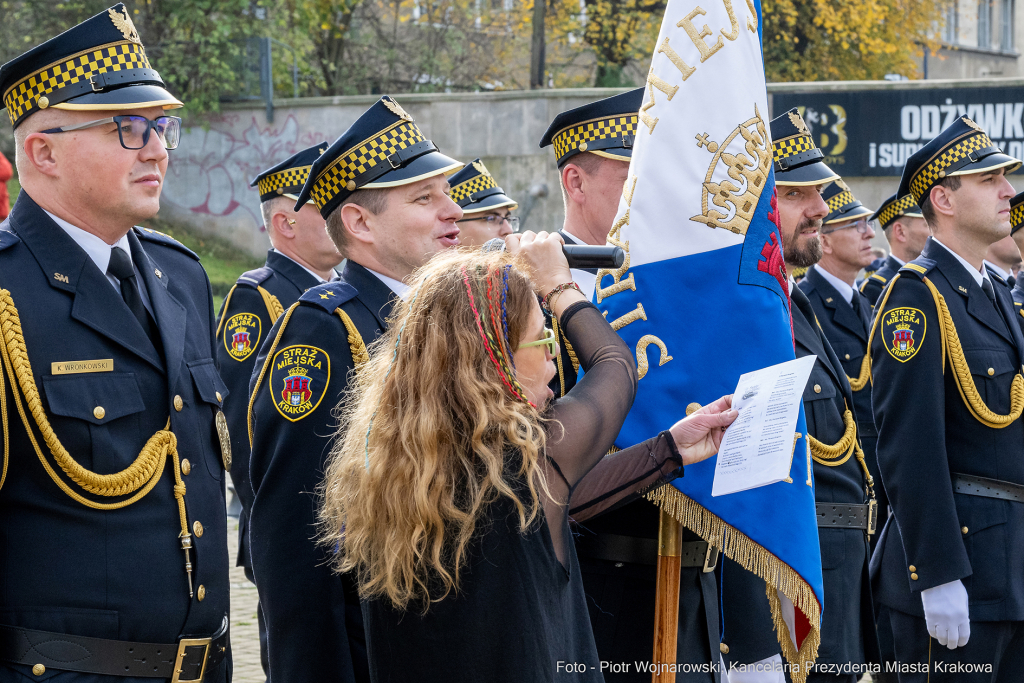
363, 301, 687, 683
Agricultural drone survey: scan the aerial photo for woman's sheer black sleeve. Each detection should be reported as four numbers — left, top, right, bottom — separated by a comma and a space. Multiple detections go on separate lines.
567, 431, 683, 522
543, 301, 638, 488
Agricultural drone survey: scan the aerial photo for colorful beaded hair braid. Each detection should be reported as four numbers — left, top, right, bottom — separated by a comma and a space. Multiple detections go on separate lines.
461, 264, 535, 408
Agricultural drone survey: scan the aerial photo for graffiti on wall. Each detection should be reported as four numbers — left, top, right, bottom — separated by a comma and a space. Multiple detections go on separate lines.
163, 113, 328, 231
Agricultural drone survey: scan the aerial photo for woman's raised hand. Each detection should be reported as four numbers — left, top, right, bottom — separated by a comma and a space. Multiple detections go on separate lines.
504, 231, 571, 299
668, 395, 737, 466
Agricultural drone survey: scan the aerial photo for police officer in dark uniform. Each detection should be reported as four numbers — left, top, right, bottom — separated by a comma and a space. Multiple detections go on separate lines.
540, 91, 764, 683
0, 5, 231, 680
247, 96, 463, 683
871, 117, 1024, 680
1008, 192, 1024, 327
860, 194, 929, 307
449, 159, 519, 247
215, 141, 338, 679
540, 89, 641, 397
798, 181, 884, 536
771, 109, 880, 682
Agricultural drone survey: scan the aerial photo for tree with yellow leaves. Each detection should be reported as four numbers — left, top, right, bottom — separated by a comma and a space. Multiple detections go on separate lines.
762, 0, 949, 81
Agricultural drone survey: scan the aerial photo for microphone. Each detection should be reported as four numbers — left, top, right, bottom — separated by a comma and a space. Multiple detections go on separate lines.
481, 238, 625, 269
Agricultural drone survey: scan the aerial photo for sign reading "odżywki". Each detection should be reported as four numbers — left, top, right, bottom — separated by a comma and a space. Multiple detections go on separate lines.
773, 86, 1024, 176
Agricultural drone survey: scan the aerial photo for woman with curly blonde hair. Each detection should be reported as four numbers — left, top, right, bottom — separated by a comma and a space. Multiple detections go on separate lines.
319, 232, 736, 682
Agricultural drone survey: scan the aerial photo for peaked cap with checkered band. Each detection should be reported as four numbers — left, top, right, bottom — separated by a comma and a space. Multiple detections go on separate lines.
0, 4, 182, 129
251, 142, 329, 203
870, 193, 924, 230
1011, 191, 1024, 235
822, 180, 874, 226
447, 159, 517, 214
295, 96, 462, 218
770, 108, 839, 186
539, 88, 643, 167
898, 116, 1021, 205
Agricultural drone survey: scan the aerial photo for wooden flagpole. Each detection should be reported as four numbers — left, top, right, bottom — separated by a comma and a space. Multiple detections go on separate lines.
651, 507, 682, 681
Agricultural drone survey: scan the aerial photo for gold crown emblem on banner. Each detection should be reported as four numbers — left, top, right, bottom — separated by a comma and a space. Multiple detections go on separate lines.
691, 105, 772, 235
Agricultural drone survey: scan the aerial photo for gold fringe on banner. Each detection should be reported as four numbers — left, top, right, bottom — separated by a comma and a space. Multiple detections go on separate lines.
646, 486, 820, 683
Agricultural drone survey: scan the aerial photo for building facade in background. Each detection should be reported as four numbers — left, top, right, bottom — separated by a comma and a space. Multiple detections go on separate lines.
928, 0, 1021, 78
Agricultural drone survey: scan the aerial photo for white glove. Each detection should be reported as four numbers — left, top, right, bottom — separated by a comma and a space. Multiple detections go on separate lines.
720, 654, 785, 682
920, 579, 971, 649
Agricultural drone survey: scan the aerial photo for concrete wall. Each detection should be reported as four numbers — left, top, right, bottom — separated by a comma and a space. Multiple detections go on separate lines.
160, 79, 1024, 259
162, 89, 633, 258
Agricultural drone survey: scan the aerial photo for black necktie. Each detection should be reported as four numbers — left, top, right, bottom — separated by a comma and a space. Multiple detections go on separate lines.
107, 246, 159, 347
982, 277, 998, 305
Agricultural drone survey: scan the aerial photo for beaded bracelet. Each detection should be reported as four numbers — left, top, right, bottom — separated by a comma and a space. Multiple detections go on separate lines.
542, 281, 583, 313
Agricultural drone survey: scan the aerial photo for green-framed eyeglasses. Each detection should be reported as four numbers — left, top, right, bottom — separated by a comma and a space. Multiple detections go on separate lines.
518, 327, 557, 355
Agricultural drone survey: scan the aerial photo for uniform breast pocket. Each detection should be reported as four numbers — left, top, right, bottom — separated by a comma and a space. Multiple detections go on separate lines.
187, 359, 230, 478
831, 341, 866, 370
42, 372, 146, 472
802, 365, 843, 436
964, 347, 1017, 412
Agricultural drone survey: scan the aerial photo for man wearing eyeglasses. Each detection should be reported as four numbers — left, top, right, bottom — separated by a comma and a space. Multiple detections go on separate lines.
449, 158, 519, 247
0, 5, 232, 682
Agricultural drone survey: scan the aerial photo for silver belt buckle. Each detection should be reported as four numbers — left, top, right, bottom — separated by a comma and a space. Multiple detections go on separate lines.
703, 544, 720, 573
172, 636, 212, 683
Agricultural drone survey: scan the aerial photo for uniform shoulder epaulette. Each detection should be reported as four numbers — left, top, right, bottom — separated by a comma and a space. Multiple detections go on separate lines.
0, 228, 20, 252
236, 266, 274, 288
133, 226, 199, 260
298, 281, 359, 313
869, 272, 888, 284
898, 258, 936, 279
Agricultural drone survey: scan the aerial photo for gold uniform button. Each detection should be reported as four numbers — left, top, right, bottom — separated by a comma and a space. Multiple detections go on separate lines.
962, 526, 969, 534
93, 406, 105, 420
216, 391, 223, 403
193, 520, 204, 537
845, 354, 851, 360
911, 572, 919, 580
37, 96, 49, 109
197, 585, 206, 601
174, 395, 184, 412
909, 565, 916, 572
579, 142, 589, 152
181, 458, 191, 475
988, 368, 995, 376
814, 384, 822, 394
32, 664, 45, 676
719, 643, 730, 654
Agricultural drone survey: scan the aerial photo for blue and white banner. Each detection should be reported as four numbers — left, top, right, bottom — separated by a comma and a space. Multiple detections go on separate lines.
594, 0, 823, 675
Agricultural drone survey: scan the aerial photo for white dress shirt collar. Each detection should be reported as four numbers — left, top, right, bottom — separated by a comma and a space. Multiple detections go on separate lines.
365, 267, 411, 300
983, 259, 1010, 282
933, 238, 988, 287
812, 264, 855, 305
45, 210, 132, 290
272, 248, 336, 284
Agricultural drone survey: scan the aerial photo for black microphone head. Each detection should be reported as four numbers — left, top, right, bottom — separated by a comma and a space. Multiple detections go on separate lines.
481, 238, 507, 253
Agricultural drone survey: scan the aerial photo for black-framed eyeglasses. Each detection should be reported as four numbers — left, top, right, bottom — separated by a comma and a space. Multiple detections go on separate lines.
459, 214, 520, 230
41, 115, 182, 151
822, 217, 872, 235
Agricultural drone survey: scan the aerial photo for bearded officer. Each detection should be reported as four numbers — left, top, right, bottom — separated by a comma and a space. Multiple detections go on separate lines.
216, 141, 340, 679
870, 117, 1024, 679
861, 194, 930, 307
247, 95, 463, 683
0, 5, 231, 680
769, 109, 880, 682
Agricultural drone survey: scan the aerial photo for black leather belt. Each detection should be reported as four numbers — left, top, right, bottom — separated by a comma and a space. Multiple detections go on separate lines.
953, 472, 1024, 503
816, 502, 878, 535
576, 533, 719, 571
0, 616, 228, 682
